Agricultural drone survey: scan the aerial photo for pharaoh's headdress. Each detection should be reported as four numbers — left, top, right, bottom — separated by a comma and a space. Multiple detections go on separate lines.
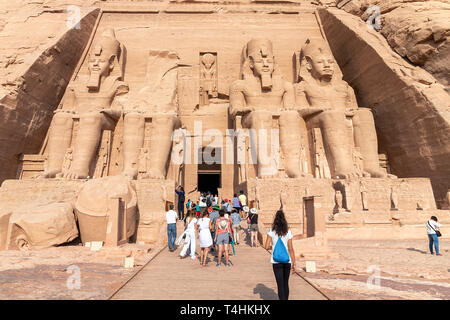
239, 38, 278, 80
90, 28, 126, 80
296, 39, 341, 82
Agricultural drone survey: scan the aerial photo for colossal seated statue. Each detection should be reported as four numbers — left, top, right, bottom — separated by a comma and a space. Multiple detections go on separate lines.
294, 39, 388, 179
229, 39, 306, 178
40, 29, 128, 179
122, 50, 181, 179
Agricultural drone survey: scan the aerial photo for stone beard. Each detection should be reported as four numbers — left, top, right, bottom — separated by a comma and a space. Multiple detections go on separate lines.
295, 39, 388, 179
229, 38, 310, 179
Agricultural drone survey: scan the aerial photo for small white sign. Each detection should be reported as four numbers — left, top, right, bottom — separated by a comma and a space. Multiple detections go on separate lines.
90, 241, 103, 251
124, 257, 134, 268
305, 261, 316, 273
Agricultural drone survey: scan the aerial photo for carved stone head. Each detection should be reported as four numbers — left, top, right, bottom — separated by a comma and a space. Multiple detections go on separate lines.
240, 38, 275, 89
87, 28, 122, 90
201, 53, 215, 70
299, 39, 335, 83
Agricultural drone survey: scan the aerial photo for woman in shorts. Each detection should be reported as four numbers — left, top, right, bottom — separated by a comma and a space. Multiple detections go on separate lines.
214, 209, 233, 267
249, 207, 259, 247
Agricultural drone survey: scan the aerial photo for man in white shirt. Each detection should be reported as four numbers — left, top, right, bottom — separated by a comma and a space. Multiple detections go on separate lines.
166, 204, 178, 251
427, 216, 442, 255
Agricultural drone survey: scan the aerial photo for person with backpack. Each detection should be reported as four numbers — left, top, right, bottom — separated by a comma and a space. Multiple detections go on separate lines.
238, 190, 247, 214
264, 210, 296, 300
427, 216, 442, 255
199, 197, 207, 216
214, 209, 234, 267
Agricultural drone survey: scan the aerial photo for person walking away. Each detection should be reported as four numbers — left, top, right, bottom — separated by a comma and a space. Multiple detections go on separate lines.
198, 211, 213, 266
249, 207, 259, 247
179, 211, 198, 260
427, 216, 442, 255
231, 209, 242, 245
175, 186, 186, 221
166, 204, 178, 251
227, 199, 233, 214
210, 205, 220, 253
185, 198, 192, 220
264, 210, 296, 300
206, 192, 212, 207
221, 199, 227, 211
238, 190, 247, 214
232, 194, 241, 212
213, 194, 219, 206
195, 201, 200, 217
214, 209, 233, 267
199, 198, 207, 216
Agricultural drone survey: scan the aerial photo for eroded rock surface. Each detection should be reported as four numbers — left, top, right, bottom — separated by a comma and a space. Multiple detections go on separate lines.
336, 0, 450, 90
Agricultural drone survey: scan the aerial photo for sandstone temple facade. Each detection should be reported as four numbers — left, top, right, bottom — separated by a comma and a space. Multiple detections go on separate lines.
0, 0, 448, 257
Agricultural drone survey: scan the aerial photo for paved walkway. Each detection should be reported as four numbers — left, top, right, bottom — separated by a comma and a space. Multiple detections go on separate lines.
111, 221, 326, 300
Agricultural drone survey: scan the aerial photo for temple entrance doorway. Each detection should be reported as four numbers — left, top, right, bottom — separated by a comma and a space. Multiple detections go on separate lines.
198, 147, 222, 195
198, 173, 221, 195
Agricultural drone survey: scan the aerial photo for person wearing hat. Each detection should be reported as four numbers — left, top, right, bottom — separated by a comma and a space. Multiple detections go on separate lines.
249, 207, 259, 247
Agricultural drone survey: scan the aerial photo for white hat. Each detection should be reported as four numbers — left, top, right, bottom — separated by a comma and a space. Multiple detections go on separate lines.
243, 206, 249, 213
250, 208, 257, 214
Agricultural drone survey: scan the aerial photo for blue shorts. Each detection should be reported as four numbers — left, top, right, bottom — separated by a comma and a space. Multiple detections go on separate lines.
216, 233, 229, 245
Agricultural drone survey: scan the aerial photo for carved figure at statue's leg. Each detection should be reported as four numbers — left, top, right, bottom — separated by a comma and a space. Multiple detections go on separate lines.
353, 108, 386, 178
318, 110, 356, 179
64, 112, 115, 179
279, 110, 304, 178
245, 110, 276, 179
146, 114, 178, 179
122, 112, 145, 179
38, 111, 74, 178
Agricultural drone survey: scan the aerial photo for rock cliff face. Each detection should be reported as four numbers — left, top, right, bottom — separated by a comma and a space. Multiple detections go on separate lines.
0, 1, 100, 182
336, 0, 450, 90
318, 7, 450, 208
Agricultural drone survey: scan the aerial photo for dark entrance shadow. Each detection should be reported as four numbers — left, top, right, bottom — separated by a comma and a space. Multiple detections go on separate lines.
253, 283, 278, 300
407, 248, 428, 254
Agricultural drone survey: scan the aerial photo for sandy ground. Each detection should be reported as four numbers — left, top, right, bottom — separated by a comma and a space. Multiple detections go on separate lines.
1, 237, 449, 300
0, 241, 161, 299
297, 239, 450, 300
